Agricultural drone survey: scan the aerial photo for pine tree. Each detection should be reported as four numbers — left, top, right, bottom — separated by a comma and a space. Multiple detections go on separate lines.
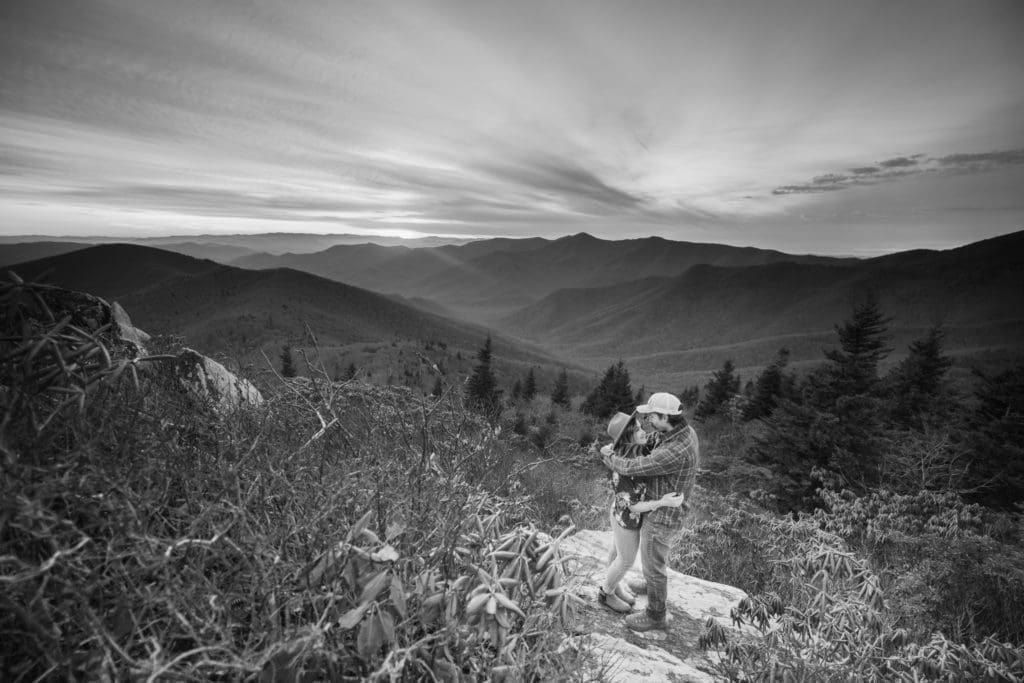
887, 325, 953, 428
510, 379, 522, 401
695, 359, 740, 420
551, 368, 571, 409
751, 300, 896, 508
743, 348, 792, 421
581, 360, 634, 419
344, 362, 358, 381
522, 368, 537, 401
465, 336, 501, 417
280, 345, 296, 378
678, 385, 700, 409
823, 292, 892, 398
963, 367, 1024, 508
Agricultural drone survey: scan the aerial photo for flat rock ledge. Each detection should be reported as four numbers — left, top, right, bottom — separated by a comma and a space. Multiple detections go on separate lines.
558, 528, 759, 682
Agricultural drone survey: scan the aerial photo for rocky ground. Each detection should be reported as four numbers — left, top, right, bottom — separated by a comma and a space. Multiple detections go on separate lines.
559, 529, 758, 682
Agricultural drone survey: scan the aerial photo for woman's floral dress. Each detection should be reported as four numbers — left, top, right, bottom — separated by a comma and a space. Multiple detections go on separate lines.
610, 439, 654, 530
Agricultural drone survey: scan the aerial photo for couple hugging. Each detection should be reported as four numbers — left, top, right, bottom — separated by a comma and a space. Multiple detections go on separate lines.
591, 392, 700, 633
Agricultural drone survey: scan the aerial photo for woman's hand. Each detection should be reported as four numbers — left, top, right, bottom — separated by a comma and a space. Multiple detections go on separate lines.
659, 492, 686, 508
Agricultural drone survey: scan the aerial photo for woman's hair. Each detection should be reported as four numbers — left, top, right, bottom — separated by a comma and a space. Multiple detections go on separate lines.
621, 420, 639, 443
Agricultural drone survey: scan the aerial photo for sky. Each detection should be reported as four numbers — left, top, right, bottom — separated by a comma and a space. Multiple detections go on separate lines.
1, 0, 1023, 256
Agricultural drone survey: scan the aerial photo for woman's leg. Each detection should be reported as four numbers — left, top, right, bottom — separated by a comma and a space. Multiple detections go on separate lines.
604, 517, 641, 594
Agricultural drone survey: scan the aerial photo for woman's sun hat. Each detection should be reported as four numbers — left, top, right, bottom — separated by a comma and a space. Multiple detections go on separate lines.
606, 410, 639, 448
635, 392, 683, 415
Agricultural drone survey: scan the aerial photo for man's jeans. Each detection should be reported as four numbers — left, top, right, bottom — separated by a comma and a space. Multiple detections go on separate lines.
639, 516, 680, 621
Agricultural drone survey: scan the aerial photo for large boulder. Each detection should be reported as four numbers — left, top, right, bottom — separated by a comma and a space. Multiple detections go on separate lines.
8, 280, 262, 411
559, 528, 758, 682
25, 284, 151, 358
109, 300, 151, 353
173, 348, 263, 410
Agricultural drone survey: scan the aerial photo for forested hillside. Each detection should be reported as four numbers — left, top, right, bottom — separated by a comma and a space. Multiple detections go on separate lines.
231, 232, 854, 321
3, 244, 593, 398
503, 230, 1024, 386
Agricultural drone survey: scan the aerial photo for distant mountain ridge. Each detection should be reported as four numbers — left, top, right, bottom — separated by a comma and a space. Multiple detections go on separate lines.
0, 232, 480, 255
4, 230, 1021, 390
4, 244, 590, 393
231, 232, 857, 321
501, 230, 1024, 385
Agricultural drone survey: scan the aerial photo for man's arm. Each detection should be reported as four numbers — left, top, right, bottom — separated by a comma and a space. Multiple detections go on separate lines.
603, 430, 696, 477
628, 492, 686, 513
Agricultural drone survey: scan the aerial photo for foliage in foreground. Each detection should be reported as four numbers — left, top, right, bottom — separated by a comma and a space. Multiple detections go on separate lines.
681, 490, 1024, 682
0, 277, 591, 681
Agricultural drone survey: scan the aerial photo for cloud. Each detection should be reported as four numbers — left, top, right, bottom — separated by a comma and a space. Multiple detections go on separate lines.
936, 149, 1024, 169
773, 148, 1024, 195
879, 155, 921, 168
476, 156, 645, 213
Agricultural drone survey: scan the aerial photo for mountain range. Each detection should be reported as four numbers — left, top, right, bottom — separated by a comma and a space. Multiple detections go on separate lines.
0, 231, 478, 257
2, 244, 591, 395
230, 232, 856, 321
3, 230, 1022, 392
503, 231, 1024, 385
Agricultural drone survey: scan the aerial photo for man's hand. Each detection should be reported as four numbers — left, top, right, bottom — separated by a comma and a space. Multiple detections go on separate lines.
658, 492, 686, 508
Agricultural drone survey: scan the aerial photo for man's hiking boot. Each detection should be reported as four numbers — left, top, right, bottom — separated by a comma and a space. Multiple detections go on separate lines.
614, 584, 636, 606
625, 611, 667, 632
626, 577, 647, 595
598, 587, 632, 613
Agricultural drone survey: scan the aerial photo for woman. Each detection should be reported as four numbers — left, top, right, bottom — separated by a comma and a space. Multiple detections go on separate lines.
596, 411, 685, 613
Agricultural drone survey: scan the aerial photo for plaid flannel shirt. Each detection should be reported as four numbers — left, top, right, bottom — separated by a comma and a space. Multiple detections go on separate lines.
603, 424, 699, 528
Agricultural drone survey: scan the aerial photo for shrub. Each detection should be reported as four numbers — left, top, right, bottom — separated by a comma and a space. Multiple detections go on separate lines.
0, 278, 585, 680
687, 490, 1024, 681
816, 488, 1024, 644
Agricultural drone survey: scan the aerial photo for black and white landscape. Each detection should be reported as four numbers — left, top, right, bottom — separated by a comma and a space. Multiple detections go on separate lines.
2, 1, 1023, 680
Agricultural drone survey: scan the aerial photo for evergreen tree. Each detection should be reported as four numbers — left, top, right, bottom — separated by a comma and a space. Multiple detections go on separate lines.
887, 325, 954, 428
634, 386, 645, 404
551, 368, 571, 409
678, 385, 700, 409
962, 367, 1024, 509
695, 359, 740, 420
751, 300, 896, 509
465, 336, 501, 417
430, 376, 444, 398
750, 378, 837, 507
510, 379, 522, 401
823, 292, 892, 398
743, 348, 792, 421
581, 360, 634, 419
343, 362, 358, 381
280, 345, 296, 378
522, 368, 537, 401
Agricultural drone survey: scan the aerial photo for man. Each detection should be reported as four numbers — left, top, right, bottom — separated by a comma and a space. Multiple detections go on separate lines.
602, 391, 699, 632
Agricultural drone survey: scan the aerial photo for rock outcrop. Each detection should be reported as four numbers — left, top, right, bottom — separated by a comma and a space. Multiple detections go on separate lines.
11, 279, 263, 411
27, 284, 151, 358
174, 347, 263, 410
559, 528, 758, 682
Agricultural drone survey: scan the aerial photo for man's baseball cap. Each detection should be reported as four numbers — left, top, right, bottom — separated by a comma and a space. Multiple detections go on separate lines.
635, 392, 683, 416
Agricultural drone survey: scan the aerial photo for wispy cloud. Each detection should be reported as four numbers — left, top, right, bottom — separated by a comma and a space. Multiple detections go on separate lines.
879, 156, 922, 168
476, 156, 645, 214
773, 148, 1024, 195
1, 0, 1023, 254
